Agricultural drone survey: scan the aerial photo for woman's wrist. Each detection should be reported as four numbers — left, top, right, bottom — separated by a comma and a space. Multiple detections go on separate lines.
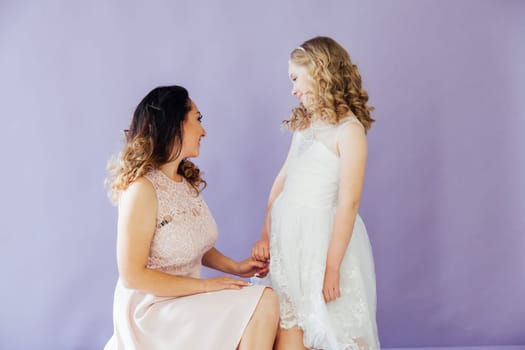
232, 261, 242, 276
201, 278, 210, 293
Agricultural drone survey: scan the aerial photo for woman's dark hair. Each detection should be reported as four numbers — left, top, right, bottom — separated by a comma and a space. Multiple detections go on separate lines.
106, 85, 206, 203
129, 85, 190, 164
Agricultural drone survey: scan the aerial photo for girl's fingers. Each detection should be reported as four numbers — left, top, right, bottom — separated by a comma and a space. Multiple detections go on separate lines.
255, 247, 264, 260
322, 285, 341, 303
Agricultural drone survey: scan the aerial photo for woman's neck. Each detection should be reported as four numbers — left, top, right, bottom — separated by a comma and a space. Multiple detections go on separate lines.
159, 160, 184, 182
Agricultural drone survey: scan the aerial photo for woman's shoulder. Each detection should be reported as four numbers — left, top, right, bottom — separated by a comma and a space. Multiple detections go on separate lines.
121, 176, 157, 204
132, 175, 156, 189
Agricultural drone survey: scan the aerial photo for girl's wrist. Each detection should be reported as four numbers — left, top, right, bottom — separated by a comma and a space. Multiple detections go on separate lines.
325, 260, 341, 271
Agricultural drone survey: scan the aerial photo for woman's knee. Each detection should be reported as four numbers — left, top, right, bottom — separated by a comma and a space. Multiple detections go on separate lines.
256, 288, 280, 321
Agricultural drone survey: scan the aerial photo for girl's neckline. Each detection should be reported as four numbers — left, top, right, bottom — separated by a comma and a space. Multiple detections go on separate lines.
310, 116, 357, 130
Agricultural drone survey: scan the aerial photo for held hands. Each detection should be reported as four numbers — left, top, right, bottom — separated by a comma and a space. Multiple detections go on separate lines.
201, 257, 268, 293
236, 257, 269, 278
252, 236, 270, 262
253, 215, 271, 263
322, 265, 341, 303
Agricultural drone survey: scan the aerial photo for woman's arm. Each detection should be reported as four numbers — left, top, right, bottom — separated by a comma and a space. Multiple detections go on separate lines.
116, 178, 249, 298
202, 247, 268, 277
323, 122, 368, 303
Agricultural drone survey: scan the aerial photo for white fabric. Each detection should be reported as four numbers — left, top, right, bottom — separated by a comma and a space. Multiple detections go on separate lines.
269, 117, 380, 350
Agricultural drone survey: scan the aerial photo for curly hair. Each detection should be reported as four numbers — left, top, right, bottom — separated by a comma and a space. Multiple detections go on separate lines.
283, 36, 375, 132
106, 86, 206, 204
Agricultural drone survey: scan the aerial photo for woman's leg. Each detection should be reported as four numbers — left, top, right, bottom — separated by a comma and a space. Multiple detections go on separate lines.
238, 288, 280, 350
275, 327, 307, 350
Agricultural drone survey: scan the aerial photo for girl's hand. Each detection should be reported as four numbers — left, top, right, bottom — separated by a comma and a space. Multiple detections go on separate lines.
322, 266, 341, 303
252, 236, 270, 262
236, 257, 269, 278
204, 276, 250, 292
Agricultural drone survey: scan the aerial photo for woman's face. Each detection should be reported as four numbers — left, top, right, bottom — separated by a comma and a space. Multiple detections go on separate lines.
180, 99, 206, 159
288, 61, 313, 108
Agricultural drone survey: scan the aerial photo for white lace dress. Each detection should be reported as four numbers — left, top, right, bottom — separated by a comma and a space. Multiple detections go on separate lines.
270, 117, 380, 350
105, 169, 266, 350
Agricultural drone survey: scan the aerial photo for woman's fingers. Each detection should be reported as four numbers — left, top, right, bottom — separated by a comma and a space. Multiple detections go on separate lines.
208, 276, 250, 291
249, 259, 265, 268
225, 277, 250, 289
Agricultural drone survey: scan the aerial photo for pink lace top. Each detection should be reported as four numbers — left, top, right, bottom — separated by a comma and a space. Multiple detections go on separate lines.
143, 169, 218, 278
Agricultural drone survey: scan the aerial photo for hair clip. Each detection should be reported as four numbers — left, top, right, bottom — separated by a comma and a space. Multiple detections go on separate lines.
147, 104, 162, 111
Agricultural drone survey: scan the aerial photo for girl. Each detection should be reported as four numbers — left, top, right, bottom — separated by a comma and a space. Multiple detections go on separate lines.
252, 37, 380, 350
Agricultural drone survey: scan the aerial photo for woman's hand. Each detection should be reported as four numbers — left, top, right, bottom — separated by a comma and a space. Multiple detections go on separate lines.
252, 236, 270, 262
204, 276, 251, 292
236, 257, 269, 278
322, 266, 341, 303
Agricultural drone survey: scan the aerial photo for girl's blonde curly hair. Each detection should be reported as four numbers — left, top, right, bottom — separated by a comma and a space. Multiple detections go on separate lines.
106, 86, 206, 204
283, 36, 375, 132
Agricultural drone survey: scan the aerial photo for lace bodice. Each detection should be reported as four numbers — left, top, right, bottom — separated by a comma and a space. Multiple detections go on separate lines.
143, 169, 218, 278
283, 117, 362, 208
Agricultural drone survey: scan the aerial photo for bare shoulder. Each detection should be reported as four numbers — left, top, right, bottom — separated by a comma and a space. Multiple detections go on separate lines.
337, 120, 367, 154
340, 119, 366, 136
119, 176, 157, 210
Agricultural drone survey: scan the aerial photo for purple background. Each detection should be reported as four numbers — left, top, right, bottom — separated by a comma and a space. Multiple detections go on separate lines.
1, 1, 524, 349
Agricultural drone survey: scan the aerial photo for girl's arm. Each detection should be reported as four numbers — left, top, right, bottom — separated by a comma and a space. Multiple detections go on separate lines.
116, 178, 249, 298
251, 164, 287, 262
252, 133, 297, 261
323, 122, 368, 302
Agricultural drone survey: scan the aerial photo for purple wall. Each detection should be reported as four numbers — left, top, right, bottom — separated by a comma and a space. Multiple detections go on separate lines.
1, 1, 524, 349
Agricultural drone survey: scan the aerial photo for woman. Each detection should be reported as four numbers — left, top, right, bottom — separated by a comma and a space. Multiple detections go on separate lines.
105, 85, 279, 349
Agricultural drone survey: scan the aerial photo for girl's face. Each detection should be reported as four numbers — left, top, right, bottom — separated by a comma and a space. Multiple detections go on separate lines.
288, 61, 313, 108
180, 99, 206, 159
